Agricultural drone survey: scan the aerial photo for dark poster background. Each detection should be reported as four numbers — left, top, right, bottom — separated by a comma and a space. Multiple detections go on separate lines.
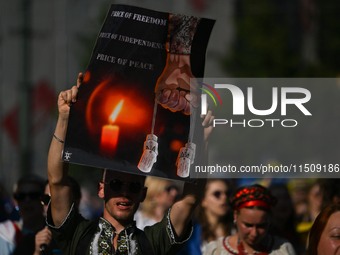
62, 4, 215, 181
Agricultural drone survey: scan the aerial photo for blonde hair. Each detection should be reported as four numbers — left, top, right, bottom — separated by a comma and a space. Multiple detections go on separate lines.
142, 176, 171, 217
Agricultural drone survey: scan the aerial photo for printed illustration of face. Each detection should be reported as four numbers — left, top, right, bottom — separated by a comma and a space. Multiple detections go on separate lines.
100, 171, 146, 224
202, 180, 229, 217
317, 211, 340, 255
234, 208, 269, 248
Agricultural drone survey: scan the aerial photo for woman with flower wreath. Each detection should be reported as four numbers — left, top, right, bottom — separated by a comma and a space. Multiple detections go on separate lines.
203, 184, 296, 255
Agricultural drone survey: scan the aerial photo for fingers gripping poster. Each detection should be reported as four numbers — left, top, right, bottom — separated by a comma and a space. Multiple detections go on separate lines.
63, 5, 215, 181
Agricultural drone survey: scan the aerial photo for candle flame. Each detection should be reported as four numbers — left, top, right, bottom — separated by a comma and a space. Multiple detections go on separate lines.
109, 99, 124, 124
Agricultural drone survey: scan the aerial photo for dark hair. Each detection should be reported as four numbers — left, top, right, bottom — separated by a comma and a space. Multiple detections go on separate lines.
230, 184, 277, 212
268, 183, 295, 219
14, 174, 45, 195
307, 202, 340, 255
44, 176, 81, 201
68, 176, 82, 201
268, 183, 304, 254
196, 179, 233, 241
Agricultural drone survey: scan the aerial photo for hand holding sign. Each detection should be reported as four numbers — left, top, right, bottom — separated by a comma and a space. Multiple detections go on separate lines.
154, 14, 202, 115
155, 54, 198, 115
58, 73, 83, 119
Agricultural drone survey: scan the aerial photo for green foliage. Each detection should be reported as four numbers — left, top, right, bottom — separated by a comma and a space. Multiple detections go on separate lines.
222, 0, 340, 78
216, 0, 340, 170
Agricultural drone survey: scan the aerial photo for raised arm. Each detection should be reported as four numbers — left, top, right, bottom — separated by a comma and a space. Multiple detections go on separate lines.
47, 73, 83, 227
170, 109, 214, 238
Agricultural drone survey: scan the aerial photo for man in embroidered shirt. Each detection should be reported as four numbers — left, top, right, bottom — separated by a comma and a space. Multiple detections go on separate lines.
47, 73, 213, 254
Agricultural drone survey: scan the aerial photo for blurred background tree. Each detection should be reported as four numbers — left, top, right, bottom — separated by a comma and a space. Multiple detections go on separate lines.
208, 0, 340, 171
222, 0, 340, 78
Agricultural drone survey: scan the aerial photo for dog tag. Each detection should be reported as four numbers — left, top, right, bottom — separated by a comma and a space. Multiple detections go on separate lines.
138, 134, 158, 172
138, 150, 157, 173
176, 142, 196, 178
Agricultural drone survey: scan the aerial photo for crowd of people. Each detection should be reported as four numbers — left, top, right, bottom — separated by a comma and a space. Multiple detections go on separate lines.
1, 172, 339, 255
1, 74, 340, 255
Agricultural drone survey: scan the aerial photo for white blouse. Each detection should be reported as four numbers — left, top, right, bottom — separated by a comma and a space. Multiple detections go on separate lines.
203, 235, 296, 255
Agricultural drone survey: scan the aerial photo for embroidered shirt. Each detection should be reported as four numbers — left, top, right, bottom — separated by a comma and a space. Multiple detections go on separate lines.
90, 217, 139, 255
47, 203, 192, 255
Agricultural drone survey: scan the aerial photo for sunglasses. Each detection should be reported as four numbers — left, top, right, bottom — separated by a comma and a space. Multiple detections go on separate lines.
41, 194, 51, 206
213, 191, 228, 199
102, 179, 143, 194
13, 191, 42, 201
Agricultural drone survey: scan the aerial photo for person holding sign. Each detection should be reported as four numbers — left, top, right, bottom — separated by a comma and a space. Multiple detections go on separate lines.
46, 73, 214, 254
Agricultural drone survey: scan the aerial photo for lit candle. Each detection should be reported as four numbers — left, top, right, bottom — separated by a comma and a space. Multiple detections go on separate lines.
100, 100, 124, 156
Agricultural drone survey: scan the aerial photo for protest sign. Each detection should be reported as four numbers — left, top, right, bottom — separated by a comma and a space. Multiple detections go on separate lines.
62, 4, 215, 181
